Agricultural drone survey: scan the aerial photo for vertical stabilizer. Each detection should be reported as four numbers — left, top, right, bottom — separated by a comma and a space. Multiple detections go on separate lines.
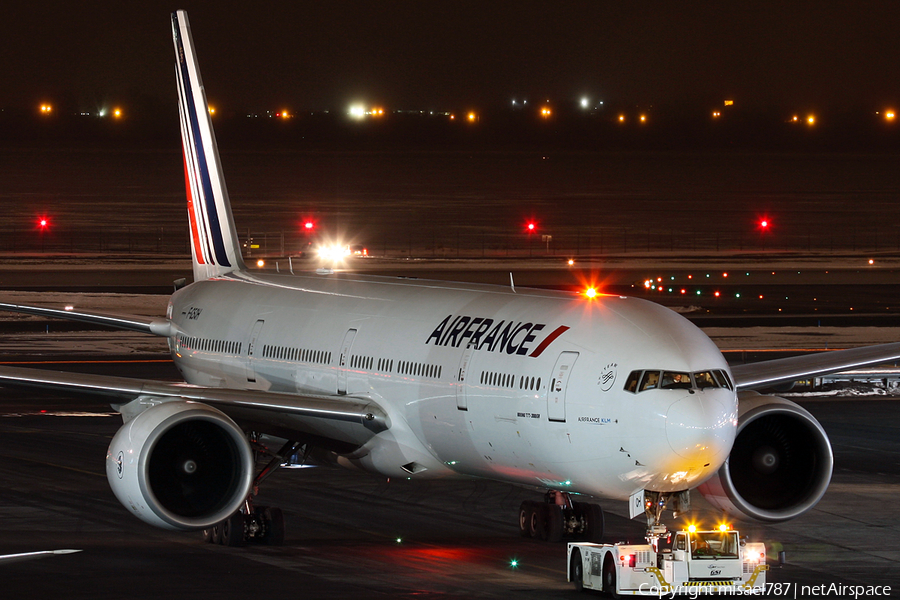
171, 10, 245, 281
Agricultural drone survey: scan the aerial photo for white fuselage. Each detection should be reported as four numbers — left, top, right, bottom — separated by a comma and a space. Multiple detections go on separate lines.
166, 270, 738, 501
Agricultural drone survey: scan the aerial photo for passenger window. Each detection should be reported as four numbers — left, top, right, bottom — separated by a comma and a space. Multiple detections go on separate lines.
694, 371, 718, 390
639, 371, 660, 391
624, 371, 641, 393
660, 371, 691, 389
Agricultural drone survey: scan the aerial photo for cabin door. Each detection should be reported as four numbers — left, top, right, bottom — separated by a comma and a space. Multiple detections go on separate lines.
245, 319, 265, 383
456, 347, 474, 410
547, 351, 579, 422
337, 328, 358, 394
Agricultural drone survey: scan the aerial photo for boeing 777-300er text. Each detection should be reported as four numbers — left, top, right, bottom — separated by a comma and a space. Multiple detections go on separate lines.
2, 10, 900, 545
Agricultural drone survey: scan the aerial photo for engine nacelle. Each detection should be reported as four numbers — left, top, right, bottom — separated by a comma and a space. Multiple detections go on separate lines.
106, 400, 254, 531
697, 392, 833, 522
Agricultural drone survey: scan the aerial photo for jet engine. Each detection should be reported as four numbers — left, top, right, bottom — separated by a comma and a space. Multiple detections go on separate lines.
106, 400, 254, 530
697, 392, 833, 522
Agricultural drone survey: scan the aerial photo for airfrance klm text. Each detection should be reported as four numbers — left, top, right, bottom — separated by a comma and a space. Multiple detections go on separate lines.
426, 314, 570, 357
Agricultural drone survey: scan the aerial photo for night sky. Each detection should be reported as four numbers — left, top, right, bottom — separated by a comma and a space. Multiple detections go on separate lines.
4, 1, 900, 115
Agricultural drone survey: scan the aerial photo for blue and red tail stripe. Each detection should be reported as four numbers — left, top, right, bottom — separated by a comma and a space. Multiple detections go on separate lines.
171, 10, 244, 280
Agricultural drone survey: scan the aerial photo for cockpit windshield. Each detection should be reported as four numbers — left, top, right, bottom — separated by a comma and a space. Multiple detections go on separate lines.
660, 371, 691, 389
623, 369, 733, 393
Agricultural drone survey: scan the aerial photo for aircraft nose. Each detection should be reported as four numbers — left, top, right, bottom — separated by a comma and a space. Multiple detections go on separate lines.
666, 393, 735, 462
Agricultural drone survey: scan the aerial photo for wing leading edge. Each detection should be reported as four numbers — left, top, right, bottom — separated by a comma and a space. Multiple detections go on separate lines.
0, 365, 388, 447
731, 342, 900, 390
0, 302, 175, 336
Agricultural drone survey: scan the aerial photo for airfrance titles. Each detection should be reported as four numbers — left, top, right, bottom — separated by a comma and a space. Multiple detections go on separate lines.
426, 314, 569, 357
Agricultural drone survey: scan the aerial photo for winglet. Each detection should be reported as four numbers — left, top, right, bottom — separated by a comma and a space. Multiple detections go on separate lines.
171, 10, 246, 281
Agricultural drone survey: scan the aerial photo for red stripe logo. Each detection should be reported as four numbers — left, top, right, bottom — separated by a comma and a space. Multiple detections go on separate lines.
529, 325, 570, 357
182, 153, 205, 265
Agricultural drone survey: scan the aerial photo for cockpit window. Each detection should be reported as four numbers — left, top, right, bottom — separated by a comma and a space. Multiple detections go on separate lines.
625, 369, 734, 393
660, 371, 691, 389
624, 371, 641, 393
694, 371, 717, 389
639, 371, 660, 391
712, 369, 733, 390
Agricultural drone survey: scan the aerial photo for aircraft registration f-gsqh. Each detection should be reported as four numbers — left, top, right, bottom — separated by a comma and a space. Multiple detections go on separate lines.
3, 10, 900, 545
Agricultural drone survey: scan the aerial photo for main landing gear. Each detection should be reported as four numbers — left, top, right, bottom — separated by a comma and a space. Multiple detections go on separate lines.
202, 438, 303, 547
518, 491, 604, 543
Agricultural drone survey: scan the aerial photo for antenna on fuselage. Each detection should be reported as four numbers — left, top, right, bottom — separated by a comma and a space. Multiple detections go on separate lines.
509, 272, 517, 294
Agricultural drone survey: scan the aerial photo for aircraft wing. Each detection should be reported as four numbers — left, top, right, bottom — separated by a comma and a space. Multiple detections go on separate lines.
0, 302, 175, 337
731, 342, 900, 390
0, 365, 389, 447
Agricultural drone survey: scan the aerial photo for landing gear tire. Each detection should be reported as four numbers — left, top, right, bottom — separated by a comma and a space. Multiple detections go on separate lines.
220, 512, 244, 547
527, 502, 547, 540
603, 555, 620, 599
518, 501, 532, 538
201, 527, 213, 543
574, 501, 604, 543
584, 503, 604, 543
570, 548, 584, 592
262, 506, 285, 546
210, 523, 222, 545
546, 504, 564, 543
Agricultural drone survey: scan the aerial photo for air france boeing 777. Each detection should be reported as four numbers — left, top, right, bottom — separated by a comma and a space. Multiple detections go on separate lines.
2, 10, 900, 545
